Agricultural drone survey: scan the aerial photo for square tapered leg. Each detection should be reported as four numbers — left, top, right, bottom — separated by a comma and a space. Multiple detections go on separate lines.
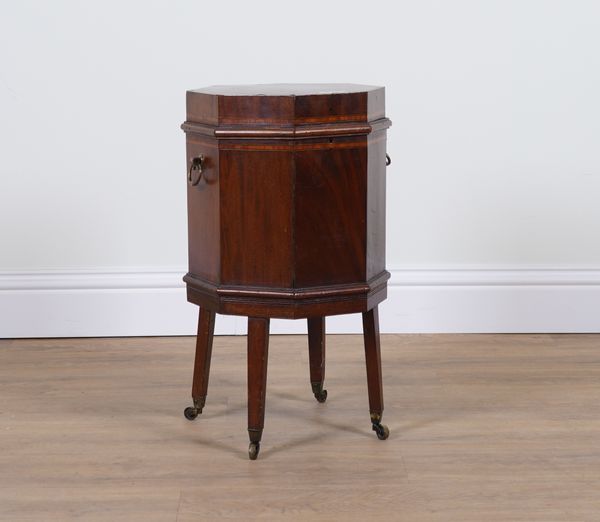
307, 317, 327, 403
362, 306, 389, 440
184, 307, 216, 420
247, 317, 270, 460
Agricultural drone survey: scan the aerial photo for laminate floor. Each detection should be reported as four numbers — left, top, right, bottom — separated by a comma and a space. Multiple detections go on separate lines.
1, 334, 599, 521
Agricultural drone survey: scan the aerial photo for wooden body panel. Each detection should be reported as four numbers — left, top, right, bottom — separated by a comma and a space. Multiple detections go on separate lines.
219, 149, 294, 287
366, 131, 387, 279
186, 136, 220, 283
294, 137, 367, 287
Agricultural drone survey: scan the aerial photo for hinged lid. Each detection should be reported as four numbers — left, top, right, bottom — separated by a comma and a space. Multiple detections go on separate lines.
183, 83, 389, 138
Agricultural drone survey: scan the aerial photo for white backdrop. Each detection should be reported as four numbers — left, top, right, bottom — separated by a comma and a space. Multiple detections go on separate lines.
1, 0, 600, 337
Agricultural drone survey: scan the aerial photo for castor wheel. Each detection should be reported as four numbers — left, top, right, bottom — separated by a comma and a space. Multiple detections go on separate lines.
311, 382, 328, 403
372, 422, 390, 440
184, 398, 205, 421
183, 407, 199, 420
248, 441, 260, 460
314, 389, 328, 403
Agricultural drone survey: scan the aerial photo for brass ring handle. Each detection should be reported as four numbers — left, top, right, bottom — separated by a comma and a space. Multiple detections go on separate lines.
385, 154, 391, 166
188, 155, 204, 186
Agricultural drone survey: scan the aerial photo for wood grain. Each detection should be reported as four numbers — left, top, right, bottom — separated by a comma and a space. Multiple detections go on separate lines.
363, 306, 384, 418
247, 317, 270, 444
294, 140, 368, 286
186, 83, 384, 125
307, 316, 326, 391
190, 307, 216, 406
186, 135, 220, 283
366, 132, 387, 279
2, 334, 600, 520
219, 149, 294, 287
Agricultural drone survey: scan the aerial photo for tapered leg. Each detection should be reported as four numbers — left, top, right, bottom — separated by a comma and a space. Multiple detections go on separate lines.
183, 307, 216, 420
307, 317, 327, 402
362, 306, 389, 440
247, 317, 270, 460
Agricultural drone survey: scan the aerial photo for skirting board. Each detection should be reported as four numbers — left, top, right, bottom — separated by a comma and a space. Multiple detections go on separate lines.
1, 267, 600, 338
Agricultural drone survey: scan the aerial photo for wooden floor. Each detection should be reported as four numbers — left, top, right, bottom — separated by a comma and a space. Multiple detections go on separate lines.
1, 334, 600, 521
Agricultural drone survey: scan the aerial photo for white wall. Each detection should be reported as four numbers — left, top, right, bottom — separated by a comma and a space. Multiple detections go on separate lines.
2, 0, 600, 336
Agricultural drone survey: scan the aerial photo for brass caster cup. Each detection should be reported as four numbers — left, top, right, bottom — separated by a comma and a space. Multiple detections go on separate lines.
372, 422, 390, 440
314, 389, 328, 403
248, 441, 261, 460
184, 407, 200, 420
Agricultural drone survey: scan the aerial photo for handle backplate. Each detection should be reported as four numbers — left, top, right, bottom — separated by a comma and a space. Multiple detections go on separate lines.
188, 155, 204, 186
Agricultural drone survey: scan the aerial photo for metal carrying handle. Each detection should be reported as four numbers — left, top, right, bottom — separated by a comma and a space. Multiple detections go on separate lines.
386, 154, 391, 166
188, 155, 204, 186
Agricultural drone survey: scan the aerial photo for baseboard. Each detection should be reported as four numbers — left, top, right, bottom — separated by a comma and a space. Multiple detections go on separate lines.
1, 267, 600, 338
0, 268, 236, 338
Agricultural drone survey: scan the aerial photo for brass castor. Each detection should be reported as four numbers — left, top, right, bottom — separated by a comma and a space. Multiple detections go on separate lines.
314, 389, 328, 403
311, 382, 328, 403
183, 407, 199, 420
248, 441, 260, 460
372, 422, 390, 440
183, 398, 205, 421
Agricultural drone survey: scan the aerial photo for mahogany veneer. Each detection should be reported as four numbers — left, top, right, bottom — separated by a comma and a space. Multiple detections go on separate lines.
180, 84, 392, 459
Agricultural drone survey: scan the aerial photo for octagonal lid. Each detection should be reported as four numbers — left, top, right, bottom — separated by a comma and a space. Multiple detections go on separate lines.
186, 83, 385, 126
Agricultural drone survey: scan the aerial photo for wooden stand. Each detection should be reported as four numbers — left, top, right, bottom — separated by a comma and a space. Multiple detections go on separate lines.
180, 84, 392, 459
